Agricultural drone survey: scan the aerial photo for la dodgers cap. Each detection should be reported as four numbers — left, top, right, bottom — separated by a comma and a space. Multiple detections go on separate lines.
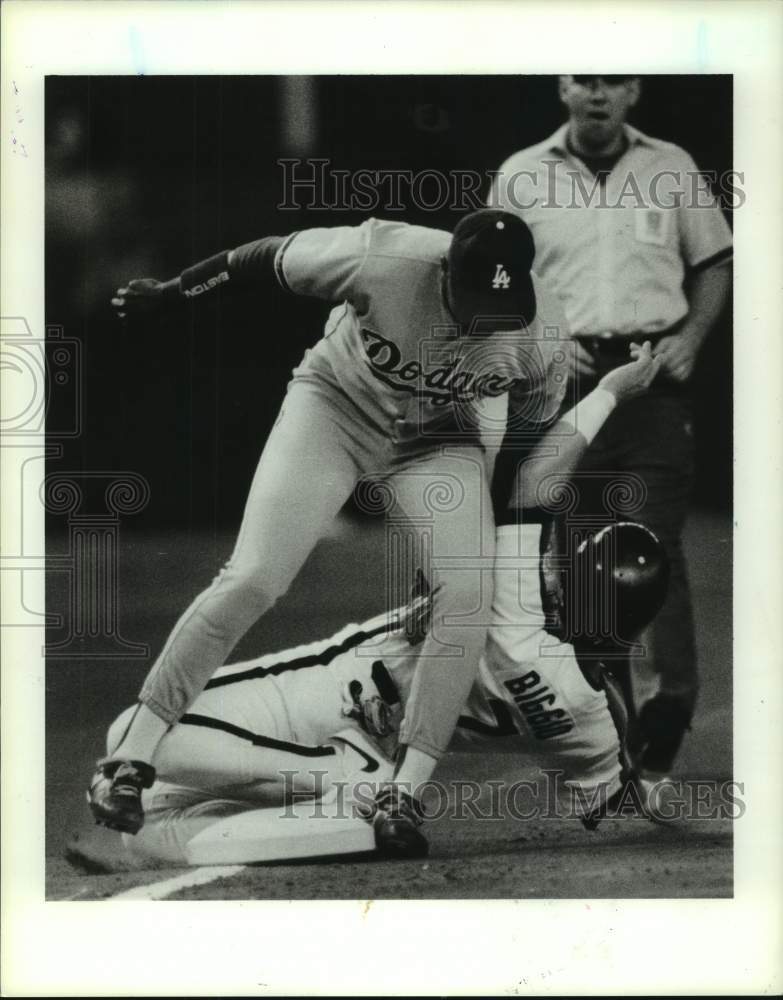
448, 209, 537, 329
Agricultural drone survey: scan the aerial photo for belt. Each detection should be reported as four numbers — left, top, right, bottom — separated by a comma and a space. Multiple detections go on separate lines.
570, 323, 686, 389
574, 329, 675, 358
573, 328, 675, 357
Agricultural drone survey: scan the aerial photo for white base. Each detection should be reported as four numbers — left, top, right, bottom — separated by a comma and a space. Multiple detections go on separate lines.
184, 798, 377, 866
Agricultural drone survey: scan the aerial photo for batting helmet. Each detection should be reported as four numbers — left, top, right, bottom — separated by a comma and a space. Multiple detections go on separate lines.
565, 521, 670, 647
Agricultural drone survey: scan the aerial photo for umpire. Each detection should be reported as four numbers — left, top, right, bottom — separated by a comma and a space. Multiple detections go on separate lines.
490, 75, 732, 774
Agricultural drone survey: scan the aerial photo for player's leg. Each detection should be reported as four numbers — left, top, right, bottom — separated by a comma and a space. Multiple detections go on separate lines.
156, 717, 393, 801
140, 381, 364, 725
106, 699, 393, 812
367, 446, 495, 855
579, 391, 697, 771
458, 520, 629, 823
615, 393, 697, 772
123, 785, 255, 868
89, 380, 363, 831
66, 781, 255, 873
105, 699, 326, 802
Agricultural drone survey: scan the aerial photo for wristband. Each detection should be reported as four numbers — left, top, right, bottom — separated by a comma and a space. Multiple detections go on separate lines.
560, 387, 616, 445
179, 250, 231, 299
230, 236, 288, 291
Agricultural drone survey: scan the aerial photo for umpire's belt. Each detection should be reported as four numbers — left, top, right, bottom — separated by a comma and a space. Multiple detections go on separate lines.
573, 323, 682, 376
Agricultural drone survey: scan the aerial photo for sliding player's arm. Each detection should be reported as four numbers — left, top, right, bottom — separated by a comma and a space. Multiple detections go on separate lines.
111, 224, 371, 319
508, 341, 660, 513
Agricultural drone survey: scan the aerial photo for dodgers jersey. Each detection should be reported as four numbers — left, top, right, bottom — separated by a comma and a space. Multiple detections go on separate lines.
275, 219, 571, 446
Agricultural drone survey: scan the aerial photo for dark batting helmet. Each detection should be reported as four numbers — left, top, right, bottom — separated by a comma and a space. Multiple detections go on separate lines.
565, 521, 670, 647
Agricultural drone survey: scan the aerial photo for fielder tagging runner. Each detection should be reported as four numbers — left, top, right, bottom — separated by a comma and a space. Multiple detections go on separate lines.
85, 345, 666, 868
92, 210, 572, 858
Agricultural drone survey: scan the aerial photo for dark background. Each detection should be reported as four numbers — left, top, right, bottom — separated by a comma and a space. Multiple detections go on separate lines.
45, 75, 733, 531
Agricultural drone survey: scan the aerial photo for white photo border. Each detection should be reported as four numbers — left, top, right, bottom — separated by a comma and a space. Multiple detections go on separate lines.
2, 0, 782, 995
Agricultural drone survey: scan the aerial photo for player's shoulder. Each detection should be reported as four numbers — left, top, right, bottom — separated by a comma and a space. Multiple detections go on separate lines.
362, 217, 450, 266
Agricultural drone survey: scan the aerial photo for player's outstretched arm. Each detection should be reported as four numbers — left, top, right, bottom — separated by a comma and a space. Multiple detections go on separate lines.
111, 221, 370, 321
509, 341, 660, 512
110, 236, 289, 320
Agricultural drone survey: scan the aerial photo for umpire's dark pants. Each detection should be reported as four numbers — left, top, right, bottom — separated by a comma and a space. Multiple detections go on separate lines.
570, 336, 698, 716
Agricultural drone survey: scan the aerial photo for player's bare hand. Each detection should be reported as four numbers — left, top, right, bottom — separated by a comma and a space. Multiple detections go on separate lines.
652, 333, 699, 382
111, 278, 174, 320
598, 341, 661, 402
570, 338, 597, 376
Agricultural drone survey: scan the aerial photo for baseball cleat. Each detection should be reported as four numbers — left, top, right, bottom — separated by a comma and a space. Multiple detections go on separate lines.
87, 759, 156, 835
636, 771, 685, 826
580, 773, 685, 830
580, 776, 648, 831
361, 783, 429, 859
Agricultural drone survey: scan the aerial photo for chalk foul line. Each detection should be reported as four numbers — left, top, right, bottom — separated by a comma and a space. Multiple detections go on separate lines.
111, 865, 247, 900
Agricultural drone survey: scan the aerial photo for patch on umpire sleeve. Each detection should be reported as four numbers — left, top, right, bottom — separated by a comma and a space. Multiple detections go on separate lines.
634, 208, 670, 247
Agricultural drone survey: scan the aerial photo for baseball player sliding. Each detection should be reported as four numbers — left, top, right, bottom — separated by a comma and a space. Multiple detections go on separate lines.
84, 344, 665, 869
93, 210, 571, 858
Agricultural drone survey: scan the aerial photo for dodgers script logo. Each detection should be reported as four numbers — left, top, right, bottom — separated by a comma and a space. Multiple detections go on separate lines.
360, 329, 521, 406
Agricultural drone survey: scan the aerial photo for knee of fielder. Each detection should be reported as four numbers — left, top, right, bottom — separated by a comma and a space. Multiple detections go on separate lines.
398, 574, 493, 759
194, 569, 280, 641
429, 567, 494, 651
139, 573, 281, 723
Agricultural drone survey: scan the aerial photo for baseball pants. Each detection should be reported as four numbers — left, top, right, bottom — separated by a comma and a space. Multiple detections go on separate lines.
571, 388, 698, 713
139, 376, 495, 760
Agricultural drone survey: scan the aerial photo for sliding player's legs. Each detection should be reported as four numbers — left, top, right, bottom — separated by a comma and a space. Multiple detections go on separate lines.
106, 682, 396, 871
121, 784, 254, 868
108, 703, 393, 808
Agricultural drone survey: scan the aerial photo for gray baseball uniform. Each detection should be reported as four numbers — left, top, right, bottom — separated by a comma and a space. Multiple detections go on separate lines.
139, 217, 570, 760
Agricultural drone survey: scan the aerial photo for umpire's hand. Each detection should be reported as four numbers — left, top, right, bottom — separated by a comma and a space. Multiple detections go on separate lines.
598, 341, 661, 404
111, 278, 178, 319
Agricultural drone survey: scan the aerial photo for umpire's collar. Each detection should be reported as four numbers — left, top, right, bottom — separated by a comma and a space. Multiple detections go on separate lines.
543, 122, 660, 158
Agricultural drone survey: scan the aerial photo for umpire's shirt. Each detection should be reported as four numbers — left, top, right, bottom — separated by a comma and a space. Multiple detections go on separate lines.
489, 123, 732, 356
